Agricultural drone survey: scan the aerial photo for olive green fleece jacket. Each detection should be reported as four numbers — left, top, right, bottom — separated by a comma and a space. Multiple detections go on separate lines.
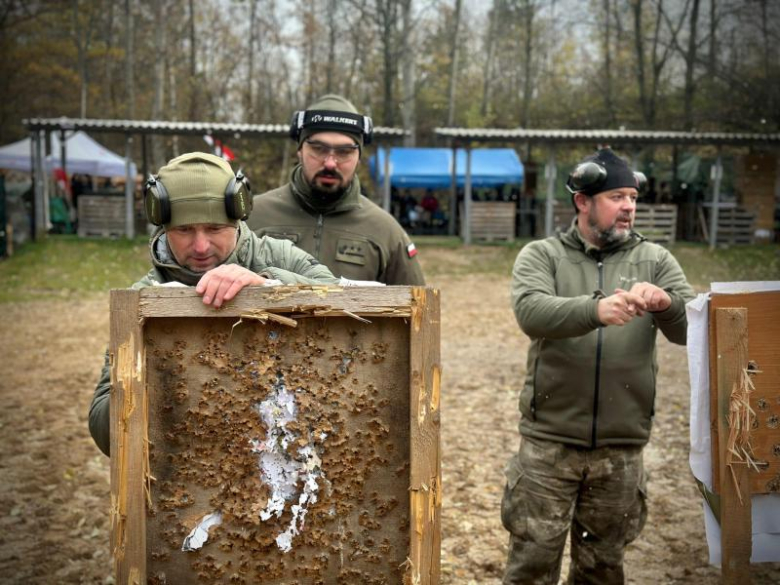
247, 165, 425, 285
511, 222, 694, 448
88, 222, 338, 456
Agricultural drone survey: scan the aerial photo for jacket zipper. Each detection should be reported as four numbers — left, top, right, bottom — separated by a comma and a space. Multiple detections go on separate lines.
314, 214, 324, 258
591, 258, 604, 448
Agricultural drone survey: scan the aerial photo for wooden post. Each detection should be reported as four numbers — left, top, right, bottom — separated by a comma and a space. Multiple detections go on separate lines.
124, 134, 135, 239
408, 287, 442, 584
544, 147, 556, 237
110, 289, 146, 584
709, 150, 723, 250
382, 144, 391, 213
715, 307, 751, 584
463, 147, 472, 245
449, 144, 458, 236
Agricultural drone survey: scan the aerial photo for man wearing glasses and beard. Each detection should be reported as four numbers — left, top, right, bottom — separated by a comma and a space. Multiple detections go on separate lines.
248, 94, 425, 285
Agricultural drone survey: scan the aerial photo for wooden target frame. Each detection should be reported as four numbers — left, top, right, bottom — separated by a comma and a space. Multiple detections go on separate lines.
109, 286, 440, 584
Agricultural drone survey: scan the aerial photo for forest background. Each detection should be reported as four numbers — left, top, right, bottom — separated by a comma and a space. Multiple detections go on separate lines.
1, 0, 778, 193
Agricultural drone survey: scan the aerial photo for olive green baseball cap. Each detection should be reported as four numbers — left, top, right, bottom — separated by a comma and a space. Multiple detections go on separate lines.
158, 152, 237, 228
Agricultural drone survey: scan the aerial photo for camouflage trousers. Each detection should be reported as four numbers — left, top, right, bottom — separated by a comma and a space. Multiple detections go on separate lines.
501, 436, 647, 585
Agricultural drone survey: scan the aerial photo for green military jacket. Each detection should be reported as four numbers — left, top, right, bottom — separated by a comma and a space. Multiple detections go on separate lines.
510, 222, 694, 448
88, 222, 338, 456
247, 167, 425, 285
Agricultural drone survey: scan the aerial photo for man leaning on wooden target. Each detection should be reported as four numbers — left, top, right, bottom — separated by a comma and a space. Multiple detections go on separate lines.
88, 152, 338, 456
502, 148, 695, 584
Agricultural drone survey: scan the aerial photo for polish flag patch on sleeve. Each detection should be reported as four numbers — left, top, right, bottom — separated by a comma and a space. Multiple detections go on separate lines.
407, 242, 418, 258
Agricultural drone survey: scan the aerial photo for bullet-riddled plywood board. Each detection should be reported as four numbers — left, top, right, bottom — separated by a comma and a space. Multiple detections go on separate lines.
709, 291, 780, 495
109, 286, 440, 585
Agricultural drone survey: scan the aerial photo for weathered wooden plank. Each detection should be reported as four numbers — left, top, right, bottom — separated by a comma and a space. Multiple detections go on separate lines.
110, 289, 147, 584
408, 288, 442, 585
134, 286, 416, 319
715, 308, 752, 584
710, 292, 780, 495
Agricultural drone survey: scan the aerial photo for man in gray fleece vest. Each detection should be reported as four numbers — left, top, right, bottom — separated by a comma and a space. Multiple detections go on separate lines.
502, 148, 694, 584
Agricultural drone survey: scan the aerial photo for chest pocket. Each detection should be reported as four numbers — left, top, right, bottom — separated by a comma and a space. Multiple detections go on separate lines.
265, 231, 299, 244
335, 237, 368, 266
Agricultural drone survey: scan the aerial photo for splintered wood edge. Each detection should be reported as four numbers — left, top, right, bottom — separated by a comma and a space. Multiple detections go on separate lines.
128, 285, 419, 319
408, 287, 442, 585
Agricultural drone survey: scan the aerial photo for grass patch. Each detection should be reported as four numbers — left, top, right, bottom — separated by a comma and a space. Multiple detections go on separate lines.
0, 235, 149, 303
1, 234, 777, 302
669, 242, 780, 289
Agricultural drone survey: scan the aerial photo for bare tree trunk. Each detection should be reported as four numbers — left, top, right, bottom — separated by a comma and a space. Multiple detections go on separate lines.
481, 0, 500, 118
103, 0, 117, 116
343, 0, 367, 101
303, 0, 316, 104
446, 0, 462, 126
602, 0, 615, 126
188, 0, 199, 121
73, 0, 98, 118
708, 0, 716, 76
246, 0, 258, 121
399, 0, 415, 146
520, 0, 534, 128
378, 0, 399, 126
168, 55, 179, 157
683, 0, 700, 130
125, 0, 135, 119
633, 0, 649, 126
325, 0, 338, 93
151, 0, 166, 168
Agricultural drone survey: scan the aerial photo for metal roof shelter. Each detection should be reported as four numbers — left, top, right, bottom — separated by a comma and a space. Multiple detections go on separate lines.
23, 117, 406, 239
434, 127, 780, 246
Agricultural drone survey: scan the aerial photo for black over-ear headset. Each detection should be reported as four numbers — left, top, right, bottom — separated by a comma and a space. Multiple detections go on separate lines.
144, 170, 253, 226
565, 162, 647, 195
289, 109, 374, 145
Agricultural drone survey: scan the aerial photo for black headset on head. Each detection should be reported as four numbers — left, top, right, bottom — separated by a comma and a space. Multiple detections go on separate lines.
144, 169, 253, 226
565, 162, 648, 196
288, 109, 374, 145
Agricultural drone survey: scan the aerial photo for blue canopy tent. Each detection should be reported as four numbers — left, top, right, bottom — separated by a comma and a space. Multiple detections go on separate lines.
370, 147, 524, 188
370, 147, 524, 240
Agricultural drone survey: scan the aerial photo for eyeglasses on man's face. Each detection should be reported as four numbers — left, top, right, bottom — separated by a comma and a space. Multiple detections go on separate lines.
304, 140, 360, 163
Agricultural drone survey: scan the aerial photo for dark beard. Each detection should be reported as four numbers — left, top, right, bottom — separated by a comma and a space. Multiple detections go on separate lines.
309, 171, 346, 202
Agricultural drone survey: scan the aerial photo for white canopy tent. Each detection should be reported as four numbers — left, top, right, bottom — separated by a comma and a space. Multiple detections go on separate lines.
0, 131, 136, 177
1, 130, 137, 237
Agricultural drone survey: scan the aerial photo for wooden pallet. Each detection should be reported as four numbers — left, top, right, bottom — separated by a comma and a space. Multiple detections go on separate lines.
634, 203, 678, 245
77, 195, 125, 237
465, 201, 516, 242
701, 205, 756, 245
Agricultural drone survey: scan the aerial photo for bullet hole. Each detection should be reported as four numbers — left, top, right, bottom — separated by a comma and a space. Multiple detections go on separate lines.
767, 415, 779, 430
757, 398, 769, 411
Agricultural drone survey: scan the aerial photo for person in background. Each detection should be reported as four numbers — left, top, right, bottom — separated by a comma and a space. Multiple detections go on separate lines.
248, 94, 425, 285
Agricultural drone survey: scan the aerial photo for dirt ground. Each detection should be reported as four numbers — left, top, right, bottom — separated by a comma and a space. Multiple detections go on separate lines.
1, 249, 779, 584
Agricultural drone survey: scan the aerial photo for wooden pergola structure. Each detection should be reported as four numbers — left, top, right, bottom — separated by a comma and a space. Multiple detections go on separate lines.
433, 128, 780, 246
23, 117, 406, 239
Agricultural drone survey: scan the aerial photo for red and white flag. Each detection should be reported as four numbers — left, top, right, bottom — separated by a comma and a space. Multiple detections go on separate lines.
203, 135, 236, 162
